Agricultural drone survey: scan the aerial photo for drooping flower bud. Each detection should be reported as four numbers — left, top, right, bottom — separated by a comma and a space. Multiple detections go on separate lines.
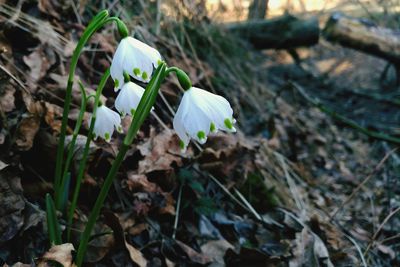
175, 69, 192, 91
91, 104, 123, 142
116, 19, 129, 39
173, 87, 236, 151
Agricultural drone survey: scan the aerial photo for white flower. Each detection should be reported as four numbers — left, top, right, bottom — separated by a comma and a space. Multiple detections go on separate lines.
173, 87, 236, 151
115, 81, 145, 116
110, 37, 162, 90
91, 105, 123, 142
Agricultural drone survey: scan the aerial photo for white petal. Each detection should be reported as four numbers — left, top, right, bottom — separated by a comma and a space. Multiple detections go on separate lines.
92, 105, 122, 141
110, 37, 162, 88
180, 90, 211, 143
172, 87, 236, 150
115, 82, 145, 116
110, 38, 129, 90
191, 87, 235, 132
123, 37, 161, 82
173, 98, 190, 147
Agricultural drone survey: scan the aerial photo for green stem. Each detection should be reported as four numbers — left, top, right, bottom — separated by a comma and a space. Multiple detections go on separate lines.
54, 10, 110, 196
67, 69, 110, 242
54, 14, 126, 204
75, 63, 167, 267
56, 82, 87, 210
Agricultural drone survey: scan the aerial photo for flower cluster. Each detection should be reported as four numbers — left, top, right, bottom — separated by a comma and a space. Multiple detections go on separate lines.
92, 36, 161, 141
92, 35, 236, 151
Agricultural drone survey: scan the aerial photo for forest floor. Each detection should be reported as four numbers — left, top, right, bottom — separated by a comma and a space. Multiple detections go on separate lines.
0, 1, 399, 266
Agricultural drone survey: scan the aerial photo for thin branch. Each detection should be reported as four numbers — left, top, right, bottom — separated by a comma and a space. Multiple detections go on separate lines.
291, 82, 400, 145
364, 206, 400, 256
330, 148, 395, 219
172, 182, 183, 239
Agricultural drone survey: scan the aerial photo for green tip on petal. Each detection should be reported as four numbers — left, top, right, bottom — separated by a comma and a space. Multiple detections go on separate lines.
224, 118, 233, 130
123, 71, 130, 83
115, 79, 119, 88
117, 126, 123, 133
179, 140, 186, 150
104, 132, 110, 141
133, 68, 141, 76
142, 71, 148, 80
197, 131, 206, 140
130, 108, 135, 116
157, 59, 163, 66
210, 123, 216, 132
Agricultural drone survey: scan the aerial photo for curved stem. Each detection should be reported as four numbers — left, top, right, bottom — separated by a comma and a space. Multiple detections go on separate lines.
75, 63, 167, 267
67, 69, 111, 242
54, 10, 110, 195
56, 81, 87, 210
54, 14, 125, 203
165, 66, 180, 75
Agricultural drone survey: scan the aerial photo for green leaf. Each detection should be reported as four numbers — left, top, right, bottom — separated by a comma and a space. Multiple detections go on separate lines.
189, 180, 204, 193
194, 197, 217, 216
46, 194, 62, 245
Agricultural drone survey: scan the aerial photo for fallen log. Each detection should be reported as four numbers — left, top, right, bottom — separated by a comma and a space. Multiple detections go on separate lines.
227, 14, 320, 49
323, 13, 400, 65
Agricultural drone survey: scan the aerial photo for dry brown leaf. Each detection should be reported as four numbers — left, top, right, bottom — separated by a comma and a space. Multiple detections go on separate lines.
85, 226, 115, 263
90, 33, 115, 54
0, 168, 25, 243
165, 257, 175, 267
0, 86, 15, 112
15, 115, 40, 151
137, 128, 182, 174
176, 240, 212, 265
125, 241, 147, 267
290, 228, 334, 267
200, 239, 234, 265
103, 211, 147, 267
23, 46, 54, 92
43, 102, 63, 133
48, 73, 106, 108
199, 132, 256, 182
38, 0, 60, 17
128, 223, 147, 236
158, 192, 176, 215
377, 244, 395, 259
38, 243, 76, 267
126, 173, 160, 193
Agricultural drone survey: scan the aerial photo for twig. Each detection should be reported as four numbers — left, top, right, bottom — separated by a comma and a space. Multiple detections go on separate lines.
0, 63, 28, 93
291, 82, 400, 145
172, 182, 183, 239
380, 233, 400, 244
233, 188, 262, 221
150, 110, 170, 131
330, 148, 395, 219
70, 0, 82, 25
344, 233, 368, 267
364, 206, 400, 256
206, 172, 251, 213
155, 0, 161, 35
276, 152, 307, 217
